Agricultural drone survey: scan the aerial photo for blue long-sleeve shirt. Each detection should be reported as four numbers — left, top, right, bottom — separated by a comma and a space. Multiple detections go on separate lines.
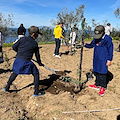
85, 34, 113, 74
12, 36, 41, 64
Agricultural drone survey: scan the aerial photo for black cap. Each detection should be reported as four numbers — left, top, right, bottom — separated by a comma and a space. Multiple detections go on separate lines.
94, 25, 105, 39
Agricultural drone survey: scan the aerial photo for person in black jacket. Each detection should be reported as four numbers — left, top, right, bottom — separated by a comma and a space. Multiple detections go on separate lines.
3, 26, 45, 97
17, 23, 26, 39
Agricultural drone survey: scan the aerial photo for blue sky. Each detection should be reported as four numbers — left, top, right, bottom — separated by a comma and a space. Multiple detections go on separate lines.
0, 0, 120, 29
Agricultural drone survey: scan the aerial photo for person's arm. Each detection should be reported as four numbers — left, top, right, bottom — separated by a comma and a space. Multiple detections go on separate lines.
12, 39, 21, 52
80, 39, 95, 49
110, 27, 113, 32
60, 28, 64, 38
106, 38, 113, 66
35, 47, 44, 66
84, 39, 95, 49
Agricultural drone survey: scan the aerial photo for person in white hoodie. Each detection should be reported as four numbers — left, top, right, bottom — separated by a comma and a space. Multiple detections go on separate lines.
105, 23, 113, 36
69, 27, 77, 47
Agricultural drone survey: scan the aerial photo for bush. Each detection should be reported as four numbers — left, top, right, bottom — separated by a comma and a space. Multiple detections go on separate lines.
2, 41, 56, 48
112, 36, 120, 40
3, 43, 13, 47
38, 41, 55, 45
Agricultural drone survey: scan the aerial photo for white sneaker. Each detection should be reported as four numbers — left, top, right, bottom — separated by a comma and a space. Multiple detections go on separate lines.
55, 55, 61, 58
53, 54, 55, 56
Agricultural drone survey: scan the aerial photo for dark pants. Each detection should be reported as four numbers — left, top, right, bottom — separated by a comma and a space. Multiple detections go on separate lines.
5, 72, 40, 95
94, 72, 107, 88
119, 44, 120, 51
54, 38, 61, 55
0, 46, 2, 52
0, 46, 4, 63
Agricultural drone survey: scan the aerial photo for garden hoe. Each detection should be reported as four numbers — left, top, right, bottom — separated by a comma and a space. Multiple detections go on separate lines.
32, 59, 66, 76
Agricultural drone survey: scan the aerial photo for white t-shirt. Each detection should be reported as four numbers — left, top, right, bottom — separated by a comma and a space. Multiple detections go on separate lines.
105, 26, 112, 35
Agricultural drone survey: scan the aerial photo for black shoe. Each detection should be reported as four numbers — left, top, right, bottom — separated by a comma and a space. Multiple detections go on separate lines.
33, 91, 45, 97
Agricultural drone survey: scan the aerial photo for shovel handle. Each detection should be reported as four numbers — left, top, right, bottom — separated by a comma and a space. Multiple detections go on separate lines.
43, 65, 53, 72
32, 59, 54, 73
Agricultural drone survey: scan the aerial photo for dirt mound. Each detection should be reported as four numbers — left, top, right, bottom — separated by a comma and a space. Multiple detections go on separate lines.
0, 42, 120, 120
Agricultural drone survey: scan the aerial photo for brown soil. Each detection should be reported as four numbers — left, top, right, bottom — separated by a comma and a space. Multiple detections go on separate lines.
0, 41, 120, 120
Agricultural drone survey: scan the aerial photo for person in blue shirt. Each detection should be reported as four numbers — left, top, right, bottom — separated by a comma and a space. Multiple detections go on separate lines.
3, 26, 45, 97
84, 25, 113, 96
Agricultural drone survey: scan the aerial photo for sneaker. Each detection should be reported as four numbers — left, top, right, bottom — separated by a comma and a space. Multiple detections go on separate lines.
89, 84, 100, 90
55, 55, 61, 58
99, 87, 106, 96
53, 54, 55, 56
3, 88, 9, 92
33, 91, 45, 97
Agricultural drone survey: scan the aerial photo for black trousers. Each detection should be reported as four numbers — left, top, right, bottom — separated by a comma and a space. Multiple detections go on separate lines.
54, 38, 61, 55
0, 46, 2, 52
5, 72, 40, 95
119, 44, 120, 51
94, 72, 107, 88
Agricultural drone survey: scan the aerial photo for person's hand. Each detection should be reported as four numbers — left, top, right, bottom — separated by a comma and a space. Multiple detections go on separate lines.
39, 63, 44, 66
79, 42, 85, 46
106, 61, 111, 66
79, 42, 82, 45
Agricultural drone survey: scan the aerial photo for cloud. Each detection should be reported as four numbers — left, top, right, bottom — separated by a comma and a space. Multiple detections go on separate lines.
13, 13, 53, 28
0, 5, 54, 28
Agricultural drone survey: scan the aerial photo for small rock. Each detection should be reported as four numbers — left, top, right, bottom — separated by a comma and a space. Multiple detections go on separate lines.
53, 117, 57, 120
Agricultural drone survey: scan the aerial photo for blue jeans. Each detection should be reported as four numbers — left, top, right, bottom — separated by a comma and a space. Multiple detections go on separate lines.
54, 38, 61, 55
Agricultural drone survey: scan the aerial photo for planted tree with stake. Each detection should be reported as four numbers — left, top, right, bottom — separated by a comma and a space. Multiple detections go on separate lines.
73, 18, 86, 93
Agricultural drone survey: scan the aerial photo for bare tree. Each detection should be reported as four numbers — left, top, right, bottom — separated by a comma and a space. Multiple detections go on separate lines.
0, 12, 15, 42
114, 8, 120, 19
39, 26, 54, 42
51, 5, 85, 31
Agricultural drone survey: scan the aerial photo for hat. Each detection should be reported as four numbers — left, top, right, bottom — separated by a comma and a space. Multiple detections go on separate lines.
94, 25, 105, 39
28, 26, 41, 34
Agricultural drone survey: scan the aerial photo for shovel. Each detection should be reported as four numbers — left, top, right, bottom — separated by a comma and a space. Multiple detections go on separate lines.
32, 59, 66, 76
